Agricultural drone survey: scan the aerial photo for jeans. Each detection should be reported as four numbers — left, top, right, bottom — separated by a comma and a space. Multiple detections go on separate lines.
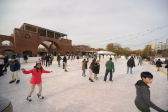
82, 69, 86, 76
104, 69, 113, 81
127, 67, 132, 74
46, 60, 49, 67
58, 61, 60, 67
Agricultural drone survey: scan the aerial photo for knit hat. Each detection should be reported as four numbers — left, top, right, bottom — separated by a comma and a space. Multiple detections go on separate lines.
36, 61, 41, 64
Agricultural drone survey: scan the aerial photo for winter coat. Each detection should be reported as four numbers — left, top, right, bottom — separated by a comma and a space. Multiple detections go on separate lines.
45, 55, 51, 61
57, 56, 62, 61
89, 62, 95, 72
105, 60, 115, 72
127, 58, 135, 67
156, 60, 162, 67
82, 61, 88, 70
63, 57, 67, 63
135, 80, 165, 112
5, 60, 20, 72
93, 63, 100, 74
23, 55, 28, 60
23, 68, 51, 84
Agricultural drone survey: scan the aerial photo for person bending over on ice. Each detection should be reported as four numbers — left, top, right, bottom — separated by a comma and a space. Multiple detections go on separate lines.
135, 72, 168, 112
88, 58, 96, 82
93, 60, 100, 80
21, 61, 52, 102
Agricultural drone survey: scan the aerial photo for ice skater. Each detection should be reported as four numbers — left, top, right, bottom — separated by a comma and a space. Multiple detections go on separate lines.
127, 56, 135, 74
93, 60, 100, 80
82, 59, 88, 77
155, 59, 162, 71
138, 56, 143, 66
165, 63, 168, 80
3, 55, 21, 84
57, 55, 62, 67
21, 61, 52, 102
104, 58, 115, 82
88, 58, 96, 82
0, 55, 5, 76
135, 72, 168, 112
63, 56, 68, 72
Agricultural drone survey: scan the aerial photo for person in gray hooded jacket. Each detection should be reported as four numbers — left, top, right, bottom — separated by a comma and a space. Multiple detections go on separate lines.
135, 72, 167, 112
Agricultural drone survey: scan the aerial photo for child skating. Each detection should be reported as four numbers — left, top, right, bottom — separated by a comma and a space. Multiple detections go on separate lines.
21, 61, 52, 102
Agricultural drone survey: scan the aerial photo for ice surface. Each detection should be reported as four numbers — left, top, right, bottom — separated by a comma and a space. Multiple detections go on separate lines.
0, 57, 167, 112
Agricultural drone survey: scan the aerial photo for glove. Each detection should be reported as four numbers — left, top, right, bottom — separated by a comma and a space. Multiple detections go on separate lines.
21, 68, 26, 72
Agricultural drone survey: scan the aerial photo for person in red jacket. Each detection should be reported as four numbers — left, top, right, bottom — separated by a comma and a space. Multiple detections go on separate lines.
21, 61, 52, 102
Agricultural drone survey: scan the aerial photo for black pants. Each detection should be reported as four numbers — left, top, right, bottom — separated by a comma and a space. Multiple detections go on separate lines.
104, 69, 112, 81
0, 65, 4, 76
46, 60, 50, 67
42, 60, 45, 65
135, 103, 150, 112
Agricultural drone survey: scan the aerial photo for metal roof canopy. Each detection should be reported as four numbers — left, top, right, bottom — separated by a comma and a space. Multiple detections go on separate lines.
20, 23, 67, 37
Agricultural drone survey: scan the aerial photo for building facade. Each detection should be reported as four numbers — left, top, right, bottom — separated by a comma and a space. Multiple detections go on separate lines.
0, 23, 74, 56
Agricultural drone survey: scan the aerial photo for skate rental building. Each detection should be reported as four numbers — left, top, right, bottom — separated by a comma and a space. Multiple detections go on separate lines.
0, 23, 73, 56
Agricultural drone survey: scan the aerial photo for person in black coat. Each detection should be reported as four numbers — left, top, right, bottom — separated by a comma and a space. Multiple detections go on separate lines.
3, 55, 9, 73
93, 60, 100, 80
63, 56, 68, 72
0, 55, 5, 76
165, 62, 168, 80
88, 58, 96, 82
127, 56, 135, 74
155, 59, 162, 71
45, 54, 51, 67
23, 55, 28, 63
57, 55, 62, 67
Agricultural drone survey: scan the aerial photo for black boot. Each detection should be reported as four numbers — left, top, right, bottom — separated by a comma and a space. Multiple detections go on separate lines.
89, 78, 94, 82
37, 94, 44, 99
9, 79, 16, 84
26, 96, 32, 102
16, 80, 20, 84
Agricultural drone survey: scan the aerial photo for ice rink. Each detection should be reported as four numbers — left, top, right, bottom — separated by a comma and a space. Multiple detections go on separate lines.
0, 57, 168, 112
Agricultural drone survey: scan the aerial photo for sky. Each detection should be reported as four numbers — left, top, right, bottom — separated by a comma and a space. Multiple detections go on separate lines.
0, 0, 168, 50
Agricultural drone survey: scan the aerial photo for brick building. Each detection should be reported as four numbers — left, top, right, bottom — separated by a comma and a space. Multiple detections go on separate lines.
0, 23, 74, 56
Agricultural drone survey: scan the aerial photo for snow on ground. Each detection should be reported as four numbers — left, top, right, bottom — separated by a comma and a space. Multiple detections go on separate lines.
0, 56, 168, 112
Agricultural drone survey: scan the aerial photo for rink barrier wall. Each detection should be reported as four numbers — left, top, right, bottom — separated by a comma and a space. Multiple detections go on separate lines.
18, 57, 57, 64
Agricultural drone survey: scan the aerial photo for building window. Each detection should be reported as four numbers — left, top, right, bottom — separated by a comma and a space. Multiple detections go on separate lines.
1, 40, 13, 46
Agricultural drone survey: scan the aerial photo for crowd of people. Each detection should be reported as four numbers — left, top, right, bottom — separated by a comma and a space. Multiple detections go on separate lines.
0, 53, 167, 112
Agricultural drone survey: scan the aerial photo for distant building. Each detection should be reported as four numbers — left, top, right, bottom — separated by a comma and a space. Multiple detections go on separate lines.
146, 39, 168, 52
73, 45, 96, 55
0, 23, 73, 56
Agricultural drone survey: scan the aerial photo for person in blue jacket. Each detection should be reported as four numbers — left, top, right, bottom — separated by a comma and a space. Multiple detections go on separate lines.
4, 55, 21, 84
